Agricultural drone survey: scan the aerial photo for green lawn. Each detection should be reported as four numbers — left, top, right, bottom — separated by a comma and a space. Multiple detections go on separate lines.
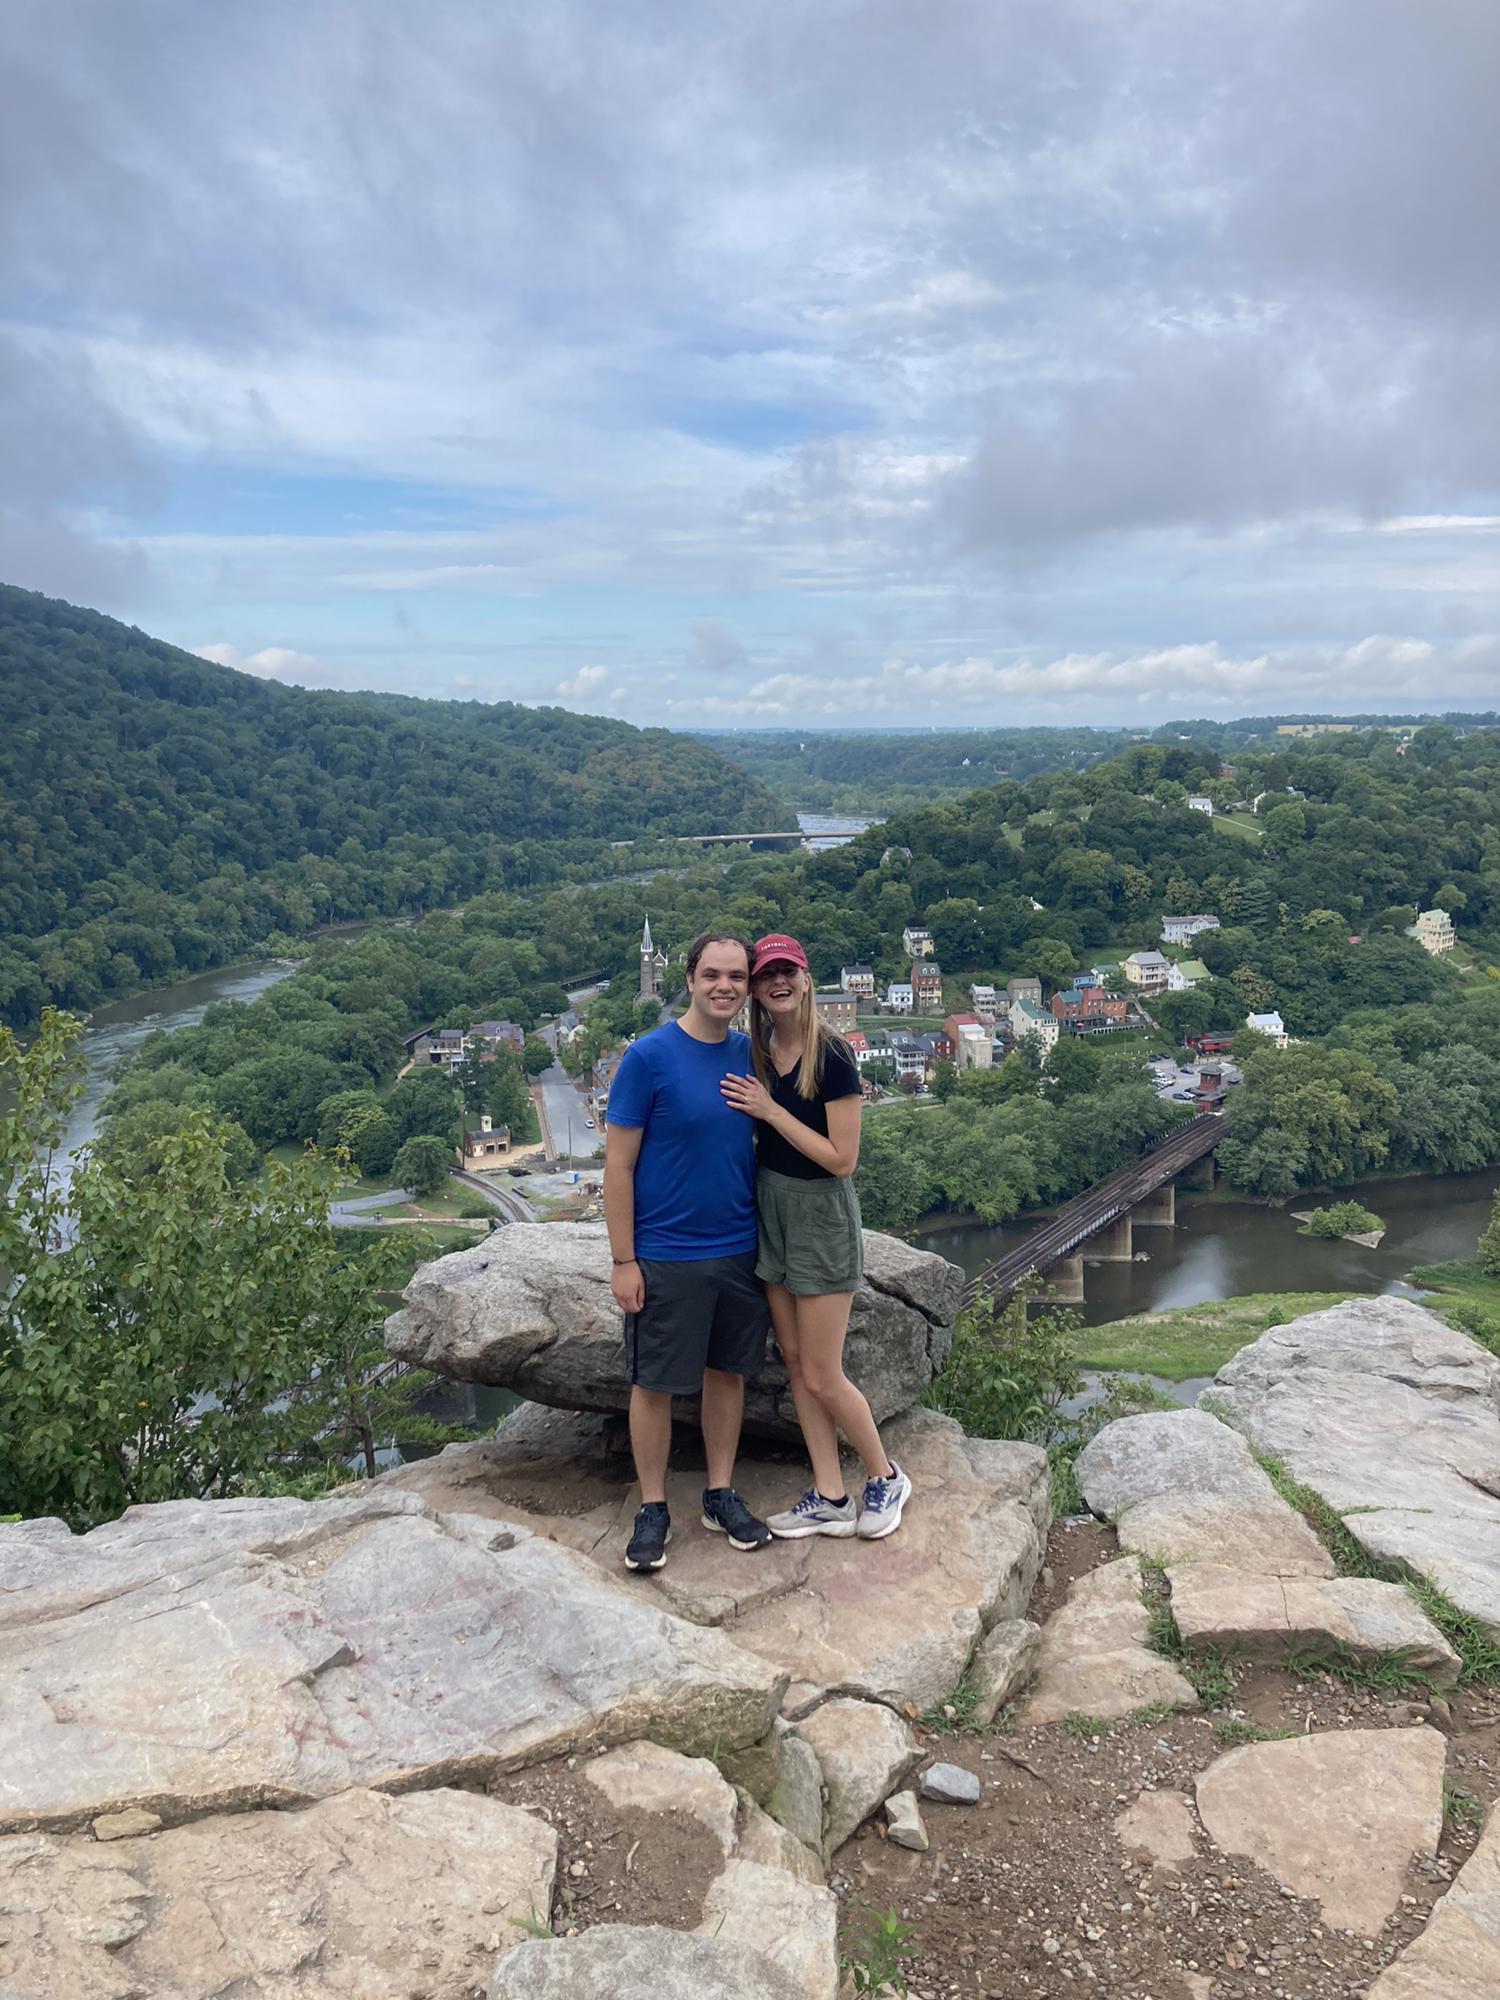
1213, 813, 1264, 843
1079, 1291, 1353, 1380
1410, 1257, 1500, 1300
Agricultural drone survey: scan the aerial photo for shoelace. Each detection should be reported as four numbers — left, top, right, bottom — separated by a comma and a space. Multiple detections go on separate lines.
793, 1489, 823, 1517
862, 1475, 893, 1509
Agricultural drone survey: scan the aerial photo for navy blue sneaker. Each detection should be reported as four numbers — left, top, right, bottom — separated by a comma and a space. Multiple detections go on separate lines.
625, 1501, 671, 1571
700, 1487, 771, 1552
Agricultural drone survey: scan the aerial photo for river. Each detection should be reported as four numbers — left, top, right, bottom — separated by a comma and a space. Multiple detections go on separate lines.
920, 1165, 1500, 1326
49, 960, 297, 1191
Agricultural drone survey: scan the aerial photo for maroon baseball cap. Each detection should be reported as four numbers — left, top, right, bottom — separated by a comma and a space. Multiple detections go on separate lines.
751, 932, 810, 977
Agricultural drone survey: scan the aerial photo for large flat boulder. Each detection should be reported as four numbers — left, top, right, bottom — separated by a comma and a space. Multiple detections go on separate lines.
0, 1786, 557, 1999
1168, 1568, 1459, 1679
383, 1220, 960, 1440
1077, 1407, 1334, 1575
0, 1489, 785, 1834
1194, 1727, 1447, 1937
1204, 1297, 1500, 1638
385, 1405, 1049, 1710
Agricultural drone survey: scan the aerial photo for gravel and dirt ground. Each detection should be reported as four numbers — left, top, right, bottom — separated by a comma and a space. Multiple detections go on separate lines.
837, 1516, 1499, 2000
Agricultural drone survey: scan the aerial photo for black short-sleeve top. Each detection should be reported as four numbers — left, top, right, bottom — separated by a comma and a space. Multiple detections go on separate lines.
756, 1038, 862, 1180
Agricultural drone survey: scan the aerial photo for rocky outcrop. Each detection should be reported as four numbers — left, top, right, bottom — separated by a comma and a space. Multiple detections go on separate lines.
0, 1787, 558, 1997
1078, 1406, 1459, 1679
1203, 1297, 1500, 1639
383, 1220, 959, 1440
1015, 1554, 1197, 1725
1076, 1406, 1334, 1575
0, 1488, 785, 1834
1194, 1727, 1448, 1937
385, 1403, 1049, 1711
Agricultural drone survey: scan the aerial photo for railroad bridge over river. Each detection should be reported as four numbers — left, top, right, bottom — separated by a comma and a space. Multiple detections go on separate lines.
962, 1112, 1223, 1311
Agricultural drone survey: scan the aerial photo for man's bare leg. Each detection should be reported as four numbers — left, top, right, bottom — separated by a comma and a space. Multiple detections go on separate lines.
699, 1366, 745, 1491
629, 1384, 673, 1503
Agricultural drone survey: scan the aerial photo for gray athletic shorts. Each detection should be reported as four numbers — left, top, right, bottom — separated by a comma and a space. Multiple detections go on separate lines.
623, 1251, 771, 1396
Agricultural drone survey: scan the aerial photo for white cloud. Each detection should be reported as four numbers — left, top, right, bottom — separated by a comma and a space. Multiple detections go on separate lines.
193, 641, 324, 682
661, 635, 1499, 724
555, 664, 610, 699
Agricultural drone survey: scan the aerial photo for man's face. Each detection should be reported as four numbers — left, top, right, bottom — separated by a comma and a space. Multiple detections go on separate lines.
686, 943, 749, 1023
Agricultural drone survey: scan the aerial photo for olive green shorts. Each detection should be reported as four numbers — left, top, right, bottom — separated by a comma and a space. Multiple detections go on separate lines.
755, 1167, 865, 1296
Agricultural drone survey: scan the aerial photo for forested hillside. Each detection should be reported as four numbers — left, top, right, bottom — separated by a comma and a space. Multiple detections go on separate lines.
0, 585, 783, 1027
706, 716, 1500, 815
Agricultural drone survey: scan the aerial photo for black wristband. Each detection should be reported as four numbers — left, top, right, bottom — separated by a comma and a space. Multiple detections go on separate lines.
612, 1254, 637, 1265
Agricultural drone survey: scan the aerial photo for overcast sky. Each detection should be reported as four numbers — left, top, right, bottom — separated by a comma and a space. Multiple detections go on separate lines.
2, 1, 1496, 726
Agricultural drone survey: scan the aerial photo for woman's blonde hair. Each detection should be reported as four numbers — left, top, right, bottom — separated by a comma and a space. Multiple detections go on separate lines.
749, 964, 837, 1101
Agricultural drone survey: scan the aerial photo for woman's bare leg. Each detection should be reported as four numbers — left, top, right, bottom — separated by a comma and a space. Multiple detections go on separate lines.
768, 1281, 845, 1498
793, 1291, 895, 1483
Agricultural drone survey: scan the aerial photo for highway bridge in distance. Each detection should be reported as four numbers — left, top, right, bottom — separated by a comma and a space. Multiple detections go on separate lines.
962, 1112, 1224, 1311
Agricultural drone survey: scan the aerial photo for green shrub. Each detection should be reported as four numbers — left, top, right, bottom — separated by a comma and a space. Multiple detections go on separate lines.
1298, 1200, 1383, 1239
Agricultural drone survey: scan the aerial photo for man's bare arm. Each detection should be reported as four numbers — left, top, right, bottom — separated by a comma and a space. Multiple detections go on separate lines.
603, 1123, 645, 1312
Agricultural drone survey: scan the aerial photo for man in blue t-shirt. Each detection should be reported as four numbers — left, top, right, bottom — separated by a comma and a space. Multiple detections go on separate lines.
604, 929, 772, 1573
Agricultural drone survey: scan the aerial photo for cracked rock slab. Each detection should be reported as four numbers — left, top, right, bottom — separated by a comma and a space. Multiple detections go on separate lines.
1205, 1298, 1500, 1637
1368, 1798, 1500, 1997
0, 1490, 784, 1832
1167, 1567, 1460, 1679
583, 1741, 737, 1859
699, 1858, 840, 2000
384, 1220, 959, 1441
0, 1786, 557, 1999
1016, 1555, 1198, 1726
1077, 1408, 1334, 1575
490, 1925, 808, 2000
792, 1699, 920, 1858
1195, 1727, 1447, 1937
387, 1405, 1048, 1712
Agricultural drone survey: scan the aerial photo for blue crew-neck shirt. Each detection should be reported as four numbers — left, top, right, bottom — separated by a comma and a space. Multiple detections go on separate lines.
605, 1022, 757, 1260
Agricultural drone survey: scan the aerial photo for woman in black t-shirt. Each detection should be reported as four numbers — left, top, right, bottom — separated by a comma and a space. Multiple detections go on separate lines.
720, 932, 912, 1542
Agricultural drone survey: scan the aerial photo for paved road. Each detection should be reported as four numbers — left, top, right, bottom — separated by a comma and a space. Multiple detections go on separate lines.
537, 1061, 603, 1159
329, 1187, 413, 1220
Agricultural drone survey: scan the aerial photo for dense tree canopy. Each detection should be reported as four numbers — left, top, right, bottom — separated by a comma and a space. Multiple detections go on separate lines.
0, 584, 783, 1028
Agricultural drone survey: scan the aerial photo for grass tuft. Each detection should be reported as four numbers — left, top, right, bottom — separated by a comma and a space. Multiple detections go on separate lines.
1283, 1641, 1440, 1695
917, 1676, 989, 1738
1212, 1719, 1294, 1749
1063, 1711, 1112, 1741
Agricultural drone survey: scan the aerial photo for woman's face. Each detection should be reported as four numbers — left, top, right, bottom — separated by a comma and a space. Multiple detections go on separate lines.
753, 959, 806, 1019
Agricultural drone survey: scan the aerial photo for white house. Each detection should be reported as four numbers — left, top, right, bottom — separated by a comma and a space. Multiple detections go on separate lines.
1186, 795, 1214, 815
1245, 1010, 1289, 1047
1011, 997, 1060, 1051
839, 962, 876, 995
884, 982, 914, 1015
970, 983, 1001, 1022
902, 924, 934, 958
1409, 908, 1456, 956
954, 1020, 994, 1069
1123, 949, 1171, 990
1161, 914, 1220, 947
1165, 962, 1202, 991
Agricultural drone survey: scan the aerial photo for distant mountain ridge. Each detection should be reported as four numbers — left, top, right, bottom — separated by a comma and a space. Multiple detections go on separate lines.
0, 583, 785, 1028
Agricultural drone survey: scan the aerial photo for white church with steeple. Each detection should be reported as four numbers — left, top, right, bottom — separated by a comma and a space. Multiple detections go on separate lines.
639, 917, 668, 1001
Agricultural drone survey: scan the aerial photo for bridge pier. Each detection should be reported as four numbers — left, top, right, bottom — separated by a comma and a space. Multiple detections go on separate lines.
1085, 1213, 1134, 1262
1179, 1152, 1216, 1191
1132, 1183, 1176, 1228
1038, 1254, 1085, 1305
